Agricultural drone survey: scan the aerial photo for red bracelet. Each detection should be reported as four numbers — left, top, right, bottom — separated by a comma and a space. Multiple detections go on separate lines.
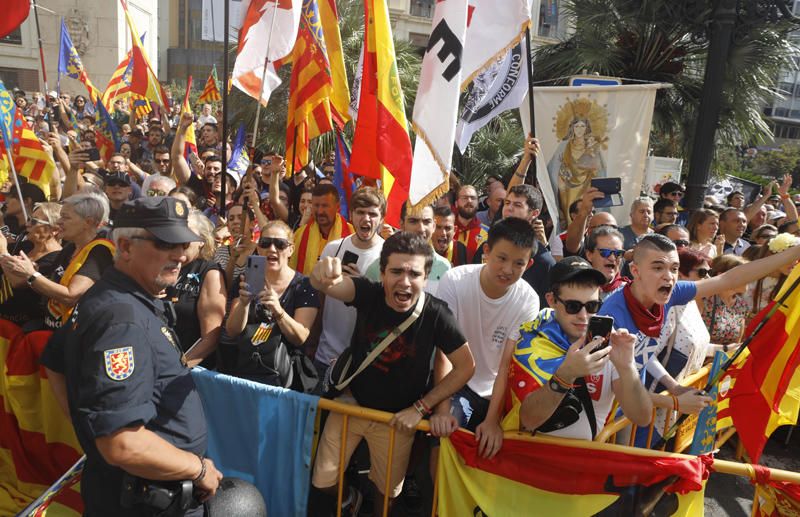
552, 374, 578, 389
418, 398, 432, 414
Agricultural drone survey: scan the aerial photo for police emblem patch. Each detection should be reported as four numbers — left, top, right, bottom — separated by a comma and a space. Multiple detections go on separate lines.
175, 200, 186, 217
104, 347, 134, 380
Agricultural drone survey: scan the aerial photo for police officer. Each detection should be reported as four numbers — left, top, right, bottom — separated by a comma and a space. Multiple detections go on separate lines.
52, 197, 223, 515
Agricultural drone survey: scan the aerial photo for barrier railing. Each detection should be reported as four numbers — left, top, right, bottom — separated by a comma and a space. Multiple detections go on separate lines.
316, 395, 800, 517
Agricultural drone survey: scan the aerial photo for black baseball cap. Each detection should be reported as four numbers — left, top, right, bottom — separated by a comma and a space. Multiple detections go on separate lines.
549, 256, 607, 287
104, 171, 132, 186
660, 181, 685, 195
114, 197, 201, 243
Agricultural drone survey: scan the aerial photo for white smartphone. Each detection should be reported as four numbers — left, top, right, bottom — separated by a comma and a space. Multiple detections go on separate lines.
245, 255, 267, 296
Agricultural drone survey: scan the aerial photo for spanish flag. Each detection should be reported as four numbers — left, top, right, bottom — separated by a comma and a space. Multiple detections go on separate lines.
7, 108, 54, 198
715, 265, 800, 462
0, 322, 83, 515
290, 215, 353, 276
437, 429, 708, 516
349, 0, 413, 227
181, 77, 198, 162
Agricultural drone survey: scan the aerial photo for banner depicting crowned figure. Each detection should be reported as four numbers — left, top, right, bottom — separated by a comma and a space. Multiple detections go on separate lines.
521, 84, 660, 233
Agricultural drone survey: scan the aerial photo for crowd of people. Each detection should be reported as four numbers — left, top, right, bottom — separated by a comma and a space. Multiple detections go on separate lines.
8, 85, 800, 515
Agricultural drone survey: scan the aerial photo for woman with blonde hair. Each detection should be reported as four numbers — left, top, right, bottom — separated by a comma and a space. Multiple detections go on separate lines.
223, 220, 320, 388
687, 208, 722, 259
167, 210, 227, 367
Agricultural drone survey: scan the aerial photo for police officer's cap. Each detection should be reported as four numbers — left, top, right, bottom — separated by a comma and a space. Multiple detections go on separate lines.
115, 197, 201, 244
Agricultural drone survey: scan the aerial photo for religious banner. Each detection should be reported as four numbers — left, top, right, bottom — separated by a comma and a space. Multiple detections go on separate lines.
521, 84, 660, 232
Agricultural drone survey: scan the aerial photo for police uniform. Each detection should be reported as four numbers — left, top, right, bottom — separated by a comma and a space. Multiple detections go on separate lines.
54, 197, 208, 516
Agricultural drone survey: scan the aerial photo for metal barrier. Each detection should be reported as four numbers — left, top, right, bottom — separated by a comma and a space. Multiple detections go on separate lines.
315, 395, 800, 517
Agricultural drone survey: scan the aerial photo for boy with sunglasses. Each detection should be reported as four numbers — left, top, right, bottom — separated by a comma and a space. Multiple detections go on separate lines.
584, 225, 628, 300
501, 257, 652, 440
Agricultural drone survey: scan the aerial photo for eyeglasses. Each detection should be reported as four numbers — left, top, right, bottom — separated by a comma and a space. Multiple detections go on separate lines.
131, 236, 190, 251
596, 248, 624, 259
554, 295, 602, 315
154, 158, 170, 164
258, 237, 291, 250
692, 267, 710, 278
147, 189, 168, 197
673, 239, 690, 248
667, 191, 684, 198
106, 181, 129, 188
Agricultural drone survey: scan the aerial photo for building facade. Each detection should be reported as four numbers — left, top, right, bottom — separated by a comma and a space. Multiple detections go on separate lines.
762, 0, 800, 144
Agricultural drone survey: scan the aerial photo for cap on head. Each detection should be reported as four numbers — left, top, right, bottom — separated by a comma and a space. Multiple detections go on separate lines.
660, 181, 685, 195
114, 197, 201, 244
549, 256, 607, 287
104, 171, 132, 186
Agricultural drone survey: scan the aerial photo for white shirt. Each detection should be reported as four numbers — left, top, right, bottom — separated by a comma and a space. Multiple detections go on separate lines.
315, 235, 384, 365
436, 264, 540, 397
197, 114, 218, 126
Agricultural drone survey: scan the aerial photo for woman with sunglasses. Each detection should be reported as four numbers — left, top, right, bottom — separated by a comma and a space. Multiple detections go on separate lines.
223, 220, 320, 387
701, 255, 749, 352
687, 208, 722, 259
0, 203, 63, 325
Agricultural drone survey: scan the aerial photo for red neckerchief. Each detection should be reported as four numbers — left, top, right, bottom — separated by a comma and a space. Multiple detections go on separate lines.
601, 273, 629, 293
454, 215, 483, 261
622, 283, 663, 338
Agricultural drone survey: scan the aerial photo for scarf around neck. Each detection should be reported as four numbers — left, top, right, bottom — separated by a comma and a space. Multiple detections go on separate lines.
622, 283, 664, 338
601, 273, 629, 293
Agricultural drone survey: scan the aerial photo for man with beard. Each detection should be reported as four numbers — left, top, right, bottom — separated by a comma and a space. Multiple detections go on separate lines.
51, 197, 224, 515
290, 184, 354, 276
432, 205, 467, 266
653, 198, 679, 227
454, 185, 488, 263
140, 125, 164, 164
314, 188, 386, 384
151, 145, 173, 179
103, 171, 133, 225
584, 225, 628, 300
599, 233, 800, 425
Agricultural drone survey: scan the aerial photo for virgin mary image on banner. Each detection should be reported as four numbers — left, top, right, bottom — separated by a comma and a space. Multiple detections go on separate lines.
546, 97, 609, 223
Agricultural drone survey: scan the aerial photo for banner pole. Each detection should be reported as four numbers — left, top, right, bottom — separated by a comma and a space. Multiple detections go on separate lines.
219, 0, 230, 217
251, 0, 280, 147
32, 0, 49, 93
524, 26, 536, 184
7, 149, 30, 223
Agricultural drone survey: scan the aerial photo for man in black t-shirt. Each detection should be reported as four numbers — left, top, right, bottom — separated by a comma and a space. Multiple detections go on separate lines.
309, 232, 474, 515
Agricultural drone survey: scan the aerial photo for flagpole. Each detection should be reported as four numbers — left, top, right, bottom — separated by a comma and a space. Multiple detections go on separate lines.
220, 0, 230, 217
32, 0, 49, 93
251, 0, 280, 147
524, 25, 536, 183
654, 272, 800, 449
6, 151, 30, 223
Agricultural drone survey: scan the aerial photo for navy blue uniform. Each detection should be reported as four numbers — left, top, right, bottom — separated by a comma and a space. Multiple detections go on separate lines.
55, 267, 207, 516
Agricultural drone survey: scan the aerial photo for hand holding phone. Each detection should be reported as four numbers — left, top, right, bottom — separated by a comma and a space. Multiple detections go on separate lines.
588, 315, 614, 352
590, 178, 623, 208
244, 255, 266, 298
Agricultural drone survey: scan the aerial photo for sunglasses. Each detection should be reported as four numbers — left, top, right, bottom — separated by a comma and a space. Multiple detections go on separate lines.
147, 189, 168, 197
131, 236, 190, 251
154, 158, 170, 164
597, 248, 624, 259
693, 267, 710, 278
673, 239, 690, 248
554, 295, 602, 315
667, 191, 684, 198
106, 180, 129, 187
258, 237, 291, 250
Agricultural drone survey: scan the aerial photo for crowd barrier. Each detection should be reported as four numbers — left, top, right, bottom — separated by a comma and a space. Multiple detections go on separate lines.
3, 329, 800, 516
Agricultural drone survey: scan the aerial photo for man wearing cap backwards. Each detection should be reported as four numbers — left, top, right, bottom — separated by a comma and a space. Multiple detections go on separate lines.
501, 256, 652, 440
50, 197, 223, 515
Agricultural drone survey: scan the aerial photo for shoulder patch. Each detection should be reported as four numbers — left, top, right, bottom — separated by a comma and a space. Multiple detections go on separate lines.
104, 346, 135, 380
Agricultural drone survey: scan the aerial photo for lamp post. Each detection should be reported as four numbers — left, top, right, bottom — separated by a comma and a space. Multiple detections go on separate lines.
685, 0, 800, 210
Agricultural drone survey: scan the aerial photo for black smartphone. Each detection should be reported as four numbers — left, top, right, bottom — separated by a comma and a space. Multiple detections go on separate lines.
590, 178, 623, 208
588, 315, 614, 351
342, 250, 359, 267
86, 147, 101, 161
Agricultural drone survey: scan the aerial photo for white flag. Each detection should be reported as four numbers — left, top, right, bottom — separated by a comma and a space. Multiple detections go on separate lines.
520, 84, 661, 233
409, 0, 469, 206
461, 0, 533, 89
455, 39, 528, 153
232, 0, 302, 106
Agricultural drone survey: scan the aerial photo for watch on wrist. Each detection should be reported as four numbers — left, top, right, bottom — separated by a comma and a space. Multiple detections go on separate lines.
548, 377, 571, 394
27, 271, 42, 286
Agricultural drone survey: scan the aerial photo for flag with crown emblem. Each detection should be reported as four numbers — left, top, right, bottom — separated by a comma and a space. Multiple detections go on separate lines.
57, 19, 101, 104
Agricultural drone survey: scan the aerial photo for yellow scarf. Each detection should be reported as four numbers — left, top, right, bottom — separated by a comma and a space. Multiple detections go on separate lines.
290, 215, 353, 276
47, 238, 116, 324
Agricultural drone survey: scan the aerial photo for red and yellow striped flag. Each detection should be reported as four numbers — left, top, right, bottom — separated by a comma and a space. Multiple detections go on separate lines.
181, 78, 198, 161
198, 70, 221, 104
438, 429, 707, 516
0, 322, 83, 515
284, 0, 350, 174
120, 0, 168, 108
4, 109, 54, 198
349, 0, 412, 226
716, 265, 800, 462
101, 52, 133, 109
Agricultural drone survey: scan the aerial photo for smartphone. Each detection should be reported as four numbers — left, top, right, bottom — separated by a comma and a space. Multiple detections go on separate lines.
341, 250, 359, 267
245, 255, 267, 296
86, 147, 101, 161
590, 178, 623, 208
588, 315, 614, 351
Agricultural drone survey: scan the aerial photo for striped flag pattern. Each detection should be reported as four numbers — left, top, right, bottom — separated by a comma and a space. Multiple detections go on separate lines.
101, 52, 134, 109
181, 77, 198, 162
120, 0, 169, 107
198, 68, 222, 104
7, 109, 54, 198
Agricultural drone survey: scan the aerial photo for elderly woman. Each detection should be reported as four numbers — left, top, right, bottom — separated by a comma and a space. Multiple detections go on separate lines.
165, 211, 226, 368
0, 202, 63, 324
2, 192, 114, 330
222, 220, 319, 387
143, 174, 177, 197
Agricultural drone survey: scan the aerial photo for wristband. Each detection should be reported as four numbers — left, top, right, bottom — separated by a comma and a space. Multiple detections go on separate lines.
192, 455, 207, 484
418, 398, 432, 414
781, 194, 790, 200
552, 374, 578, 389
413, 399, 431, 417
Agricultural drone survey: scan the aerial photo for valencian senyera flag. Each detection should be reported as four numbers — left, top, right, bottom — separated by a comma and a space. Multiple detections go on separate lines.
58, 19, 102, 104
233, 0, 302, 106
715, 263, 800, 463
408, 0, 469, 207
521, 84, 660, 232
102, 52, 134, 109
120, 0, 169, 108
285, 0, 350, 173
198, 67, 222, 104
349, 0, 412, 227
438, 429, 708, 516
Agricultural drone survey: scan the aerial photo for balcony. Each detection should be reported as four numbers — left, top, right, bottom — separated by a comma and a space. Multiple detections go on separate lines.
409, 1, 433, 18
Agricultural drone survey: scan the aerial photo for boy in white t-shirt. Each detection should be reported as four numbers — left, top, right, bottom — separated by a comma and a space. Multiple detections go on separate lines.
431, 217, 540, 459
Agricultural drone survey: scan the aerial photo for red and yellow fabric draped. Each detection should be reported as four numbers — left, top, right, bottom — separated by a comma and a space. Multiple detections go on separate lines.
47, 239, 115, 324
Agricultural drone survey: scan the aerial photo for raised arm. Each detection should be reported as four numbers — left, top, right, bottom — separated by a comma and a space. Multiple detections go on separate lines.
743, 181, 774, 223
309, 256, 356, 303
779, 174, 798, 222
506, 134, 540, 190
171, 111, 193, 185
565, 188, 603, 254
